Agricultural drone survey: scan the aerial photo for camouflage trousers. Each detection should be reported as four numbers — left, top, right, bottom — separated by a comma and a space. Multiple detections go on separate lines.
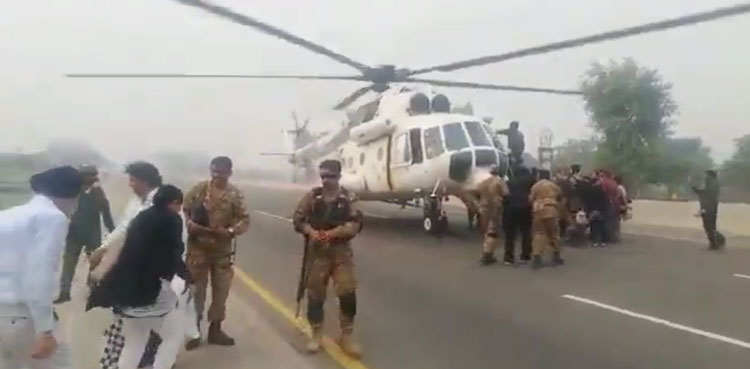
306, 244, 357, 332
532, 216, 560, 257
187, 241, 234, 323
479, 204, 503, 254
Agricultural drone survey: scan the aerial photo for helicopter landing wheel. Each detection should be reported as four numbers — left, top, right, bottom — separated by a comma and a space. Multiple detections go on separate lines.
423, 196, 448, 236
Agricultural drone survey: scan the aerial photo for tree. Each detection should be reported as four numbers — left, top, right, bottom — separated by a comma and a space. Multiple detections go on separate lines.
722, 134, 750, 188
581, 58, 677, 186
647, 137, 714, 196
553, 138, 598, 172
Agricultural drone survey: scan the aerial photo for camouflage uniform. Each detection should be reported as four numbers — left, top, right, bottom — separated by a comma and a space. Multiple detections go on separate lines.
554, 175, 573, 239
529, 179, 563, 268
455, 191, 480, 229
292, 186, 363, 356
476, 175, 509, 262
184, 180, 249, 329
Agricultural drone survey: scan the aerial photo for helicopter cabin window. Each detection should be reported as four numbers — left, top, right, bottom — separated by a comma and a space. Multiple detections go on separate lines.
359, 152, 366, 165
443, 122, 470, 151
423, 126, 445, 159
409, 128, 423, 164
464, 121, 492, 147
391, 133, 411, 165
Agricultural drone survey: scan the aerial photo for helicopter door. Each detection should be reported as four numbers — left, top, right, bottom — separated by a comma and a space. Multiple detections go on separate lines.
389, 132, 412, 190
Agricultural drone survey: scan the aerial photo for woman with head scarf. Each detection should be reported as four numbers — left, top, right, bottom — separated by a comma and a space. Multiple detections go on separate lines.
0, 165, 82, 369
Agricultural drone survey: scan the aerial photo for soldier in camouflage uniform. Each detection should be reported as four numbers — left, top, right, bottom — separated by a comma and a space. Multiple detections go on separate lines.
293, 159, 363, 358
528, 169, 564, 269
183, 156, 250, 350
476, 165, 509, 266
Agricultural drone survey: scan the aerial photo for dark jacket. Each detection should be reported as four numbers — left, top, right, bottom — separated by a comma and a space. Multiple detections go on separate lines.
505, 173, 534, 209
693, 177, 720, 214
87, 206, 189, 311
68, 185, 115, 243
579, 180, 609, 213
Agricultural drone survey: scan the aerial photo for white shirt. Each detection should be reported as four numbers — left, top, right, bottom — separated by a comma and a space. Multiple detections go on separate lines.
0, 195, 69, 334
99, 187, 158, 251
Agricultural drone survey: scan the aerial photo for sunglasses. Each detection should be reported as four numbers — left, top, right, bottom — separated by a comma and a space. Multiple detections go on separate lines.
320, 173, 340, 179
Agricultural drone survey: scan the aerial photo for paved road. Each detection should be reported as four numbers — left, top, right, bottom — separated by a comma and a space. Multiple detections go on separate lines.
6, 180, 750, 369
236, 182, 750, 369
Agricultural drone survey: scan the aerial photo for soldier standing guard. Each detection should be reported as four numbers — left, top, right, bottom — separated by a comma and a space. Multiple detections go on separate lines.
293, 159, 364, 358
528, 169, 564, 269
476, 165, 509, 266
184, 157, 250, 350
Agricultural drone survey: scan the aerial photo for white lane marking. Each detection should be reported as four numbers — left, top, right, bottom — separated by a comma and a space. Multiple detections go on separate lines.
562, 294, 750, 349
363, 212, 390, 219
733, 274, 750, 280
253, 210, 292, 222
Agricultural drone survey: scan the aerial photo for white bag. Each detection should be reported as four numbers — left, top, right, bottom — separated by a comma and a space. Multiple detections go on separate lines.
575, 210, 588, 225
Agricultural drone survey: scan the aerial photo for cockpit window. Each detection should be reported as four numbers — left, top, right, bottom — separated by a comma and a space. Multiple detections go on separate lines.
464, 121, 492, 147
423, 126, 445, 159
443, 122, 470, 151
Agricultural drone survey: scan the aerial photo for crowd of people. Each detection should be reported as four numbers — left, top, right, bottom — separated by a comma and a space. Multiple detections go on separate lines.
0, 150, 726, 368
474, 163, 632, 268
0, 157, 252, 369
0, 155, 368, 369
473, 161, 726, 269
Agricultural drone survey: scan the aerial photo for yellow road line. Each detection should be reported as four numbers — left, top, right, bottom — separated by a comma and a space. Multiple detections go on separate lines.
233, 266, 372, 369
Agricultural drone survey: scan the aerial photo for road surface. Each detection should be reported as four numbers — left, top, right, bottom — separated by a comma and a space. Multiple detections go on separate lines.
230, 182, 750, 369
12, 180, 750, 369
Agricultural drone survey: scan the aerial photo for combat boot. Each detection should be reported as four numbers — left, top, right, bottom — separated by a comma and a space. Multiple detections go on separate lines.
339, 318, 363, 358
552, 252, 564, 266
532, 255, 543, 270
306, 325, 323, 354
479, 253, 498, 266
207, 321, 235, 346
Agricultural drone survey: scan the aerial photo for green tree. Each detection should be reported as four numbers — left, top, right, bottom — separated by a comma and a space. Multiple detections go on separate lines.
553, 138, 598, 172
722, 134, 750, 188
647, 137, 714, 196
581, 58, 677, 186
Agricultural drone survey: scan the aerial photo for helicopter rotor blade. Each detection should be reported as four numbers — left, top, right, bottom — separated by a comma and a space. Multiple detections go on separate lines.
171, 0, 370, 73
409, 2, 750, 75
407, 78, 582, 95
65, 73, 367, 80
333, 85, 373, 110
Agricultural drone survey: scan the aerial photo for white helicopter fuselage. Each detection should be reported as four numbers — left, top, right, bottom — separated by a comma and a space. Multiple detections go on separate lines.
290, 85, 509, 202
333, 113, 507, 201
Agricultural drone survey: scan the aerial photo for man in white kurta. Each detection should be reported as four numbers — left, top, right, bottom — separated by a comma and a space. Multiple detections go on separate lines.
0, 166, 82, 369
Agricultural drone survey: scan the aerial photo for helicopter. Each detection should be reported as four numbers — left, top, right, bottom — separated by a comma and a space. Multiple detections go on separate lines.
66, 0, 750, 234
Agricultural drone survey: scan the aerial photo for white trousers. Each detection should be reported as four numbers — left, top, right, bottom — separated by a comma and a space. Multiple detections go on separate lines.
0, 305, 71, 369
118, 308, 183, 369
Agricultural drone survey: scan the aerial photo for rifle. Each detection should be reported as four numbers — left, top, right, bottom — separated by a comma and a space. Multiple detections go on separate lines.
295, 235, 311, 318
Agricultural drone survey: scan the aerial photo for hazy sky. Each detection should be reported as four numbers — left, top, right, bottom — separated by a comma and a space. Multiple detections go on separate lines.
2, 0, 748, 167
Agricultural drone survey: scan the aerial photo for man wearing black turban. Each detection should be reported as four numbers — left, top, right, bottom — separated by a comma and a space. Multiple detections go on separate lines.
0, 165, 82, 368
